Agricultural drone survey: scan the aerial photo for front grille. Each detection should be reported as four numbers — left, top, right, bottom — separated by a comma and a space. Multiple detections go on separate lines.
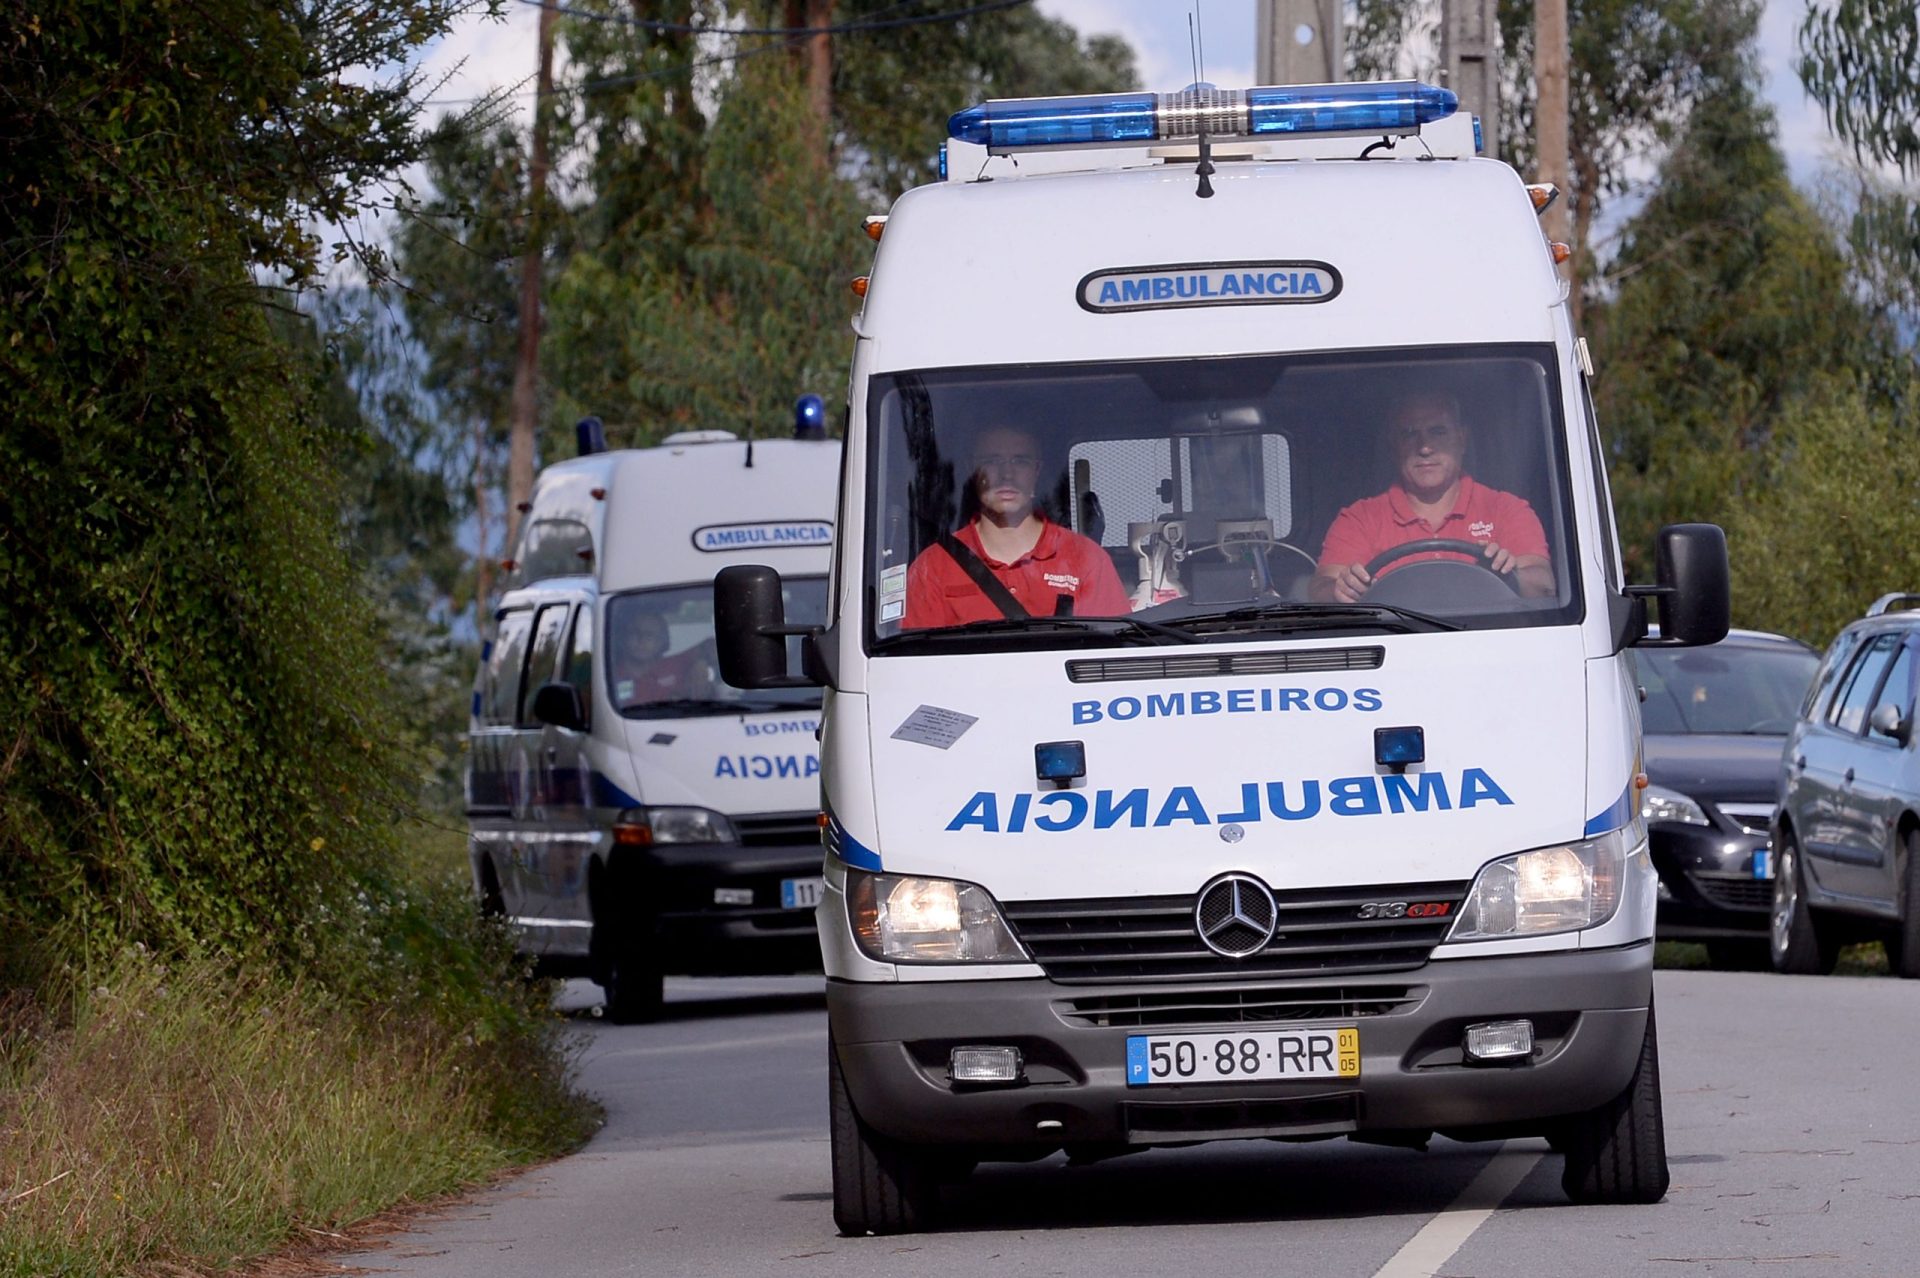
1065, 645, 1384, 684
1003, 882, 1468, 984
1690, 871, 1772, 911
1715, 802, 1775, 839
733, 811, 822, 848
1056, 983, 1423, 1029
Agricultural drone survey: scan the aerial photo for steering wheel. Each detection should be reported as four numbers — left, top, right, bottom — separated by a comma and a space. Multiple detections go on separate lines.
1363, 538, 1518, 596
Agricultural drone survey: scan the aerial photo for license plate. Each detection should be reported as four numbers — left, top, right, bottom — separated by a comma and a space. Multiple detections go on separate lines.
780, 877, 824, 909
1126, 1027, 1360, 1086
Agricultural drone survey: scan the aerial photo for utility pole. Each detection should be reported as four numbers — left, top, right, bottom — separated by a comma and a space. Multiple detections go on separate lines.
506, 0, 557, 558
786, 1, 834, 153
1533, 0, 1575, 307
1256, 0, 1344, 84
1440, 0, 1500, 159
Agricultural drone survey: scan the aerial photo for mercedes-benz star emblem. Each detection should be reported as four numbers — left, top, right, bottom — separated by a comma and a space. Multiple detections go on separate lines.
1194, 873, 1278, 958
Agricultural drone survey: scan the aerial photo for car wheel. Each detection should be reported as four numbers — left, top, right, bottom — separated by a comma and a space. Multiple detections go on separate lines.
599, 944, 664, 1023
1770, 834, 1838, 975
1704, 939, 1771, 971
1892, 829, 1920, 981
829, 1032, 939, 1235
1556, 1001, 1670, 1204
589, 857, 664, 1023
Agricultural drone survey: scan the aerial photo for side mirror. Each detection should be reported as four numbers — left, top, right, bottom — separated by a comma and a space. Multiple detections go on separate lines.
1630, 523, 1730, 648
531, 681, 586, 732
1869, 702, 1911, 746
714, 564, 819, 689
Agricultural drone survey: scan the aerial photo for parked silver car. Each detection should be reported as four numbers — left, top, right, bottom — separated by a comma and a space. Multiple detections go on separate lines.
1772, 594, 1920, 976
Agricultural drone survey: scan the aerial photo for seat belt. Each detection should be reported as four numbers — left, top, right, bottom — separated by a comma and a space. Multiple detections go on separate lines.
936, 533, 1078, 620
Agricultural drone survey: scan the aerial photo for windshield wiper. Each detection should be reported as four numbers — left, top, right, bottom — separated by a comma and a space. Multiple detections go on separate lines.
875, 614, 1196, 648
1177, 602, 1461, 635
619, 697, 766, 718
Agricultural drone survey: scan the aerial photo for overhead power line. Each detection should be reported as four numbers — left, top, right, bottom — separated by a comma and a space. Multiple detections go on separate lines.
512, 0, 1033, 37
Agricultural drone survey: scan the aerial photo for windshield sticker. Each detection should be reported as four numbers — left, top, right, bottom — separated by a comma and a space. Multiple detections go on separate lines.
715, 753, 820, 779
691, 520, 833, 552
647, 732, 676, 746
879, 564, 908, 624
945, 769, 1512, 833
891, 704, 979, 750
1078, 261, 1342, 314
1074, 686, 1381, 724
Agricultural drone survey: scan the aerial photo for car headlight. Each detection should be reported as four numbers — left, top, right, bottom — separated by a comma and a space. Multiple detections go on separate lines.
1640, 784, 1708, 826
1448, 829, 1628, 941
847, 871, 1028, 963
614, 806, 738, 845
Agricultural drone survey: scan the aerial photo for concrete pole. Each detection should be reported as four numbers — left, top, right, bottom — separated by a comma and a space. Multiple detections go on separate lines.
1441, 0, 1500, 159
506, 0, 557, 558
1257, 0, 1345, 84
1534, 0, 1572, 248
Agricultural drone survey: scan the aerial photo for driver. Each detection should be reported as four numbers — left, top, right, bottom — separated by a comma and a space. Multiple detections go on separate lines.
903, 425, 1129, 628
610, 610, 713, 706
1309, 392, 1553, 603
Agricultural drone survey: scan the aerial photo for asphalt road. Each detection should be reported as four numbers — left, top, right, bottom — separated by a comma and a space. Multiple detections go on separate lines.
335, 969, 1920, 1277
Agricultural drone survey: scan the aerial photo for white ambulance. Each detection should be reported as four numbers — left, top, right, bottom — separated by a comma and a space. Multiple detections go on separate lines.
715, 82, 1730, 1233
468, 411, 840, 1021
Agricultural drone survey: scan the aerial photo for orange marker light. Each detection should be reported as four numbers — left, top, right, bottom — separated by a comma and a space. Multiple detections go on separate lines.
590, 487, 606, 500
850, 276, 870, 297
499, 558, 518, 572
1550, 241, 1572, 264
863, 215, 888, 241
1634, 772, 1650, 790
1526, 183, 1561, 215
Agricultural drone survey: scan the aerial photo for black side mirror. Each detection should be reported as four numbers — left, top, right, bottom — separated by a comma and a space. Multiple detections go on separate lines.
531, 681, 586, 731
714, 564, 820, 689
1630, 523, 1730, 648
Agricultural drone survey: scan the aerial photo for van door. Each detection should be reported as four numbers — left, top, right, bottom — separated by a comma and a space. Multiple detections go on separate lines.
473, 607, 536, 924
1849, 640, 1915, 908
539, 600, 598, 938
1805, 634, 1900, 900
513, 601, 574, 934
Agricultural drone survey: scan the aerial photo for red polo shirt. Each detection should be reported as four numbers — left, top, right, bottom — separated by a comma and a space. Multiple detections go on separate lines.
1317, 476, 1548, 577
903, 518, 1131, 629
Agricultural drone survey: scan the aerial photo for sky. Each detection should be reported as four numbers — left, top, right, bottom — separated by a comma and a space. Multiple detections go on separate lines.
411, 0, 1846, 190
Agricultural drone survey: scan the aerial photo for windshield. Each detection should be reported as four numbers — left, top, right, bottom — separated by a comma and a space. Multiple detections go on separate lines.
1639, 643, 1819, 735
865, 347, 1580, 650
606, 579, 827, 716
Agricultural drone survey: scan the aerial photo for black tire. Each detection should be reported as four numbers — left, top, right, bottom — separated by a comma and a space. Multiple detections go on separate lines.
1770, 834, 1839, 975
1890, 829, 1920, 980
1704, 939, 1771, 971
1557, 1001, 1670, 1205
829, 1033, 939, 1236
589, 857, 664, 1023
598, 945, 663, 1023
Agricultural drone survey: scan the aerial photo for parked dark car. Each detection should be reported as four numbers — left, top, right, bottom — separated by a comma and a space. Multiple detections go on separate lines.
1772, 594, 1920, 976
1638, 630, 1820, 968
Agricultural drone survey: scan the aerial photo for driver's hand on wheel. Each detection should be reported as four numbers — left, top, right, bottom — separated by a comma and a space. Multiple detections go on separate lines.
1481, 540, 1519, 575
1327, 561, 1372, 603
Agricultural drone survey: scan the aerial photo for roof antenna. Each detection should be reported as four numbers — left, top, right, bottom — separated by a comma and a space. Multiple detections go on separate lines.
1189, 9, 1215, 199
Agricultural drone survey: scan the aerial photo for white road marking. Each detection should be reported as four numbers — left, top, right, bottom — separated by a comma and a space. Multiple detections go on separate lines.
1372, 1144, 1545, 1278
597, 1029, 826, 1058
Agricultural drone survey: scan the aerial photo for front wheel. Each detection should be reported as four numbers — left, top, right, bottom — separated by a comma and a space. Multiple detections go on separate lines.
829, 1033, 940, 1235
1770, 834, 1838, 975
1888, 829, 1920, 980
1556, 1002, 1670, 1204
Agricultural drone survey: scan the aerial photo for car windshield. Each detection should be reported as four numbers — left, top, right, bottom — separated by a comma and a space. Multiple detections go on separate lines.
864, 346, 1581, 651
1638, 643, 1819, 735
606, 579, 827, 716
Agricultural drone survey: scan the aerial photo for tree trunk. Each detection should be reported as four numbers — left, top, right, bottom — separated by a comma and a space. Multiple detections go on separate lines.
506, 0, 557, 555
1533, 0, 1574, 295
473, 418, 493, 621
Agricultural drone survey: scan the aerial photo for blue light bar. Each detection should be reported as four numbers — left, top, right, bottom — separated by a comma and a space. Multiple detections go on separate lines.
948, 92, 1157, 150
947, 81, 1457, 154
1246, 82, 1457, 136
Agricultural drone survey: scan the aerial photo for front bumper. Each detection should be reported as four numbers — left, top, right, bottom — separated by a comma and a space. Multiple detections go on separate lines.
631, 840, 824, 974
830, 944, 1651, 1148
1650, 822, 1771, 940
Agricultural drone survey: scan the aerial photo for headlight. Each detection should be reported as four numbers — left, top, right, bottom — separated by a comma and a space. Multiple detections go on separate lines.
1640, 784, 1708, 826
615, 806, 738, 845
847, 871, 1028, 963
1448, 829, 1628, 941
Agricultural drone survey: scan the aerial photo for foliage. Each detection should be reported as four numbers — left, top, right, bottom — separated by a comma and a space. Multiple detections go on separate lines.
1798, 0, 1920, 179
1722, 380, 1920, 646
1588, 76, 1896, 577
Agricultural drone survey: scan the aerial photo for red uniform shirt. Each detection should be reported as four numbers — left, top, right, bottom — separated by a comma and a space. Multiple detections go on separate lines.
903, 517, 1131, 629
1317, 476, 1548, 577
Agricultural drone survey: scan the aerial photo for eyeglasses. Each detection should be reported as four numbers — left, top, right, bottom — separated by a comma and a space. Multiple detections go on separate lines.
974, 452, 1041, 473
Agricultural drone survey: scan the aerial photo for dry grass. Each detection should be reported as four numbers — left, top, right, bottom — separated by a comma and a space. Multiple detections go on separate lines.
0, 947, 556, 1277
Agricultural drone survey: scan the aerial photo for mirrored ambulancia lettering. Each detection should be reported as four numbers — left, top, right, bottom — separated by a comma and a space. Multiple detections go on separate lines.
713, 754, 821, 779
943, 768, 1513, 832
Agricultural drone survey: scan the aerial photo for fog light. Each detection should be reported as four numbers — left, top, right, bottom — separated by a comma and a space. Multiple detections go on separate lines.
949, 1045, 1023, 1084
1464, 1019, 1534, 1062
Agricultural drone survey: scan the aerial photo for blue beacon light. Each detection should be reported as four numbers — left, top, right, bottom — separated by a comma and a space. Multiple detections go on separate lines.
793, 393, 828, 441
948, 81, 1456, 151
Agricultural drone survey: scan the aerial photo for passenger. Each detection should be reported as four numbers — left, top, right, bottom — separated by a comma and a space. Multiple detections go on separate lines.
903, 425, 1130, 628
610, 611, 712, 705
1310, 392, 1553, 603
